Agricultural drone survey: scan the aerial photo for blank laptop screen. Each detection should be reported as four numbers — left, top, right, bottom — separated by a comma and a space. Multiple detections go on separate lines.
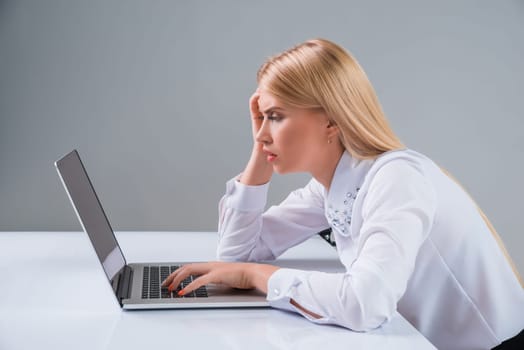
55, 150, 126, 281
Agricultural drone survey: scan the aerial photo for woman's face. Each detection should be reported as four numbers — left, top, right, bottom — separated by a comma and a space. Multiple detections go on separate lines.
256, 90, 334, 175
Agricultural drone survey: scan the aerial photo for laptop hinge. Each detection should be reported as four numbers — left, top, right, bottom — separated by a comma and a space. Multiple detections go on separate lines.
116, 265, 133, 303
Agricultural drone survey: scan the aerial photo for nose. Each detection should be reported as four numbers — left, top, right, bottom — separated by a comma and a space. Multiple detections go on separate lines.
255, 118, 273, 145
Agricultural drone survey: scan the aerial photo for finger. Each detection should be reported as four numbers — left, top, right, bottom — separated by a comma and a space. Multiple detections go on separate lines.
161, 271, 178, 287
161, 267, 183, 287
165, 264, 194, 290
249, 93, 261, 118
250, 89, 260, 101
178, 274, 212, 296
167, 263, 210, 292
167, 265, 192, 292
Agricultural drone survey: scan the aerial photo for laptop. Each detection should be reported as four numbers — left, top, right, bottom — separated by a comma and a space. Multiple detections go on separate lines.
55, 149, 269, 309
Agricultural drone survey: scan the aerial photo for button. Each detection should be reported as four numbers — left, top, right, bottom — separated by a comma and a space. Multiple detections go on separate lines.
273, 288, 280, 296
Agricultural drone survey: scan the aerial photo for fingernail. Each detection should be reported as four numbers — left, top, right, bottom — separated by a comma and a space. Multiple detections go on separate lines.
178, 290, 185, 296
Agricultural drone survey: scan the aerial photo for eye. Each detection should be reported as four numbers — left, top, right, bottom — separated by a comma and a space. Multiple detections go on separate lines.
268, 113, 284, 122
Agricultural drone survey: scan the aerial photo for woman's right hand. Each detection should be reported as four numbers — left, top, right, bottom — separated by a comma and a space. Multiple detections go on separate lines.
238, 89, 274, 186
249, 90, 264, 151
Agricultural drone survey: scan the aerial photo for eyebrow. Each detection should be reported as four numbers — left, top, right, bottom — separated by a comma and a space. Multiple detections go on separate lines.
262, 106, 286, 114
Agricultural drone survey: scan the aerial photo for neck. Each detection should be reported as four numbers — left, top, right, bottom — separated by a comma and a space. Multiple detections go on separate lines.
311, 145, 345, 191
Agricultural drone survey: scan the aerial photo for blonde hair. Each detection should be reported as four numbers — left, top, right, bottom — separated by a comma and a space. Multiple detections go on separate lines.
257, 38, 404, 159
257, 39, 524, 287
440, 167, 524, 288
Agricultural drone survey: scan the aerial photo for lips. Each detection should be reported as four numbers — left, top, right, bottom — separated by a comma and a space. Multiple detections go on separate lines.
263, 149, 278, 162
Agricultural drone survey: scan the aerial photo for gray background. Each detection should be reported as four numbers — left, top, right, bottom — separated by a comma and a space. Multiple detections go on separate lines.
1, 0, 523, 274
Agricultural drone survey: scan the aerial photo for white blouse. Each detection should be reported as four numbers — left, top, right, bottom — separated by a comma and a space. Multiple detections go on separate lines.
216, 148, 524, 350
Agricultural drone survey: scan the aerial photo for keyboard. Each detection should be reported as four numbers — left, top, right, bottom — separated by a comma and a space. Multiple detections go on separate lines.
141, 265, 208, 299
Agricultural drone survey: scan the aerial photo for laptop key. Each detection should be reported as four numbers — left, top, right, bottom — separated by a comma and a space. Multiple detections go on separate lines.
183, 291, 196, 298
173, 289, 184, 298
161, 287, 171, 298
141, 265, 208, 299
195, 287, 208, 297
160, 266, 170, 280
142, 266, 150, 298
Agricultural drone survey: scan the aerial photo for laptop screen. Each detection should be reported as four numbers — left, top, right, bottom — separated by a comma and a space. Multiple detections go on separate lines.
55, 150, 126, 281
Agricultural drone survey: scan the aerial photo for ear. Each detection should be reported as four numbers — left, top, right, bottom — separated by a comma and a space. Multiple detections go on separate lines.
326, 119, 340, 139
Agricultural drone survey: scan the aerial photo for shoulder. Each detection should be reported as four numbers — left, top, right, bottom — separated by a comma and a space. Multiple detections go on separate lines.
368, 149, 434, 186
362, 149, 437, 214
375, 148, 429, 171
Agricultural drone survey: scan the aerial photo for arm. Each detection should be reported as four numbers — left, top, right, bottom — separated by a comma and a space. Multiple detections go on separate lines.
166, 161, 434, 327
217, 90, 329, 261
162, 261, 322, 319
265, 161, 437, 331
217, 176, 329, 261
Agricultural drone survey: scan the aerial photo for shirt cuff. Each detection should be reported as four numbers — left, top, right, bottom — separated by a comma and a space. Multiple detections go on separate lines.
267, 268, 332, 324
266, 268, 299, 313
224, 175, 270, 212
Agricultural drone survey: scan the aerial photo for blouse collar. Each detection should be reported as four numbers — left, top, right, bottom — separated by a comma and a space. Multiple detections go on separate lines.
324, 151, 375, 236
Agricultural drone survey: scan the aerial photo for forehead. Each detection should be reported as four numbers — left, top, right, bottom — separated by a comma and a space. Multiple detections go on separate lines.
257, 90, 284, 111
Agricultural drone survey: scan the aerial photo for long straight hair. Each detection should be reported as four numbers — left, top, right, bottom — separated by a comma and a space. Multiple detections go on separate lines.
257, 39, 523, 286
257, 38, 404, 159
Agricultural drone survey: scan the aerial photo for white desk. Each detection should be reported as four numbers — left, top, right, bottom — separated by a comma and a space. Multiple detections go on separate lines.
0, 231, 436, 349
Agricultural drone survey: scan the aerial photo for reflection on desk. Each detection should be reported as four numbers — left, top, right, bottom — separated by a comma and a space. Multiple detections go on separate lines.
0, 231, 436, 350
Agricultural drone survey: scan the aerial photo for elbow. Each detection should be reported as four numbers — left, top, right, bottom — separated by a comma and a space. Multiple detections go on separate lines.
216, 216, 265, 262
215, 227, 254, 262
328, 296, 391, 332
338, 309, 390, 332
334, 275, 397, 332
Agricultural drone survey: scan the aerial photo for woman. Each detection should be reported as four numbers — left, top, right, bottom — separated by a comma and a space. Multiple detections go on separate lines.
162, 38, 524, 349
